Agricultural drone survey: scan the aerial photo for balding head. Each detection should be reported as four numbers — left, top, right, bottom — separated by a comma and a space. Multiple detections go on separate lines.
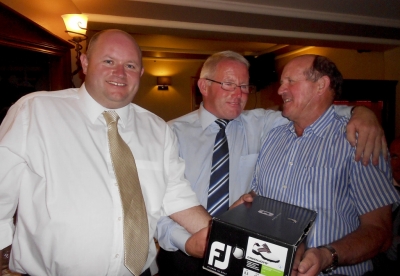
86, 29, 142, 63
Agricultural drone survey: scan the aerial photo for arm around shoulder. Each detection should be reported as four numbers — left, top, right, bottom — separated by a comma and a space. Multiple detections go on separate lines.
342, 105, 387, 166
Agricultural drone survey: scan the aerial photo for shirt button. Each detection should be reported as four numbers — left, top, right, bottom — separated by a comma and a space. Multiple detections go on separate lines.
288, 162, 293, 166
282, 185, 287, 189
115, 254, 119, 258
114, 183, 118, 186
118, 217, 122, 221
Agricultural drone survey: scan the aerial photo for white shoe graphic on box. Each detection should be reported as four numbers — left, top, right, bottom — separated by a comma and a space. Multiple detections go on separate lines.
252, 243, 280, 263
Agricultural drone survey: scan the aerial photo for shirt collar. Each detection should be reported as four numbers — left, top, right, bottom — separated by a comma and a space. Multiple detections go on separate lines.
78, 83, 131, 127
288, 105, 335, 138
198, 102, 241, 130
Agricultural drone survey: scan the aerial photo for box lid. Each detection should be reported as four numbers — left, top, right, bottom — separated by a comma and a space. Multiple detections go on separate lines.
217, 196, 317, 245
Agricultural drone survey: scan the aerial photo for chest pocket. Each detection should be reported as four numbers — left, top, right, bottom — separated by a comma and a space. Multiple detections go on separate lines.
303, 167, 336, 212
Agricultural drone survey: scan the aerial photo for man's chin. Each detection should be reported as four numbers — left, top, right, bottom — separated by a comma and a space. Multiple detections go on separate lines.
281, 110, 290, 119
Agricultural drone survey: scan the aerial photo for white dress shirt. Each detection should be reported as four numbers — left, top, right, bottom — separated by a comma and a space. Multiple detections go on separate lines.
0, 84, 199, 275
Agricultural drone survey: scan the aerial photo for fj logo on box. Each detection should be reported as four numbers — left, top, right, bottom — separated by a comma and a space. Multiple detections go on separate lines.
207, 241, 232, 270
258, 209, 274, 216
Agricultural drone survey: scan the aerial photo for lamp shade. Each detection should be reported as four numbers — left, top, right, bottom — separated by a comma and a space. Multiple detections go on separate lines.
62, 14, 88, 38
157, 76, 171, 86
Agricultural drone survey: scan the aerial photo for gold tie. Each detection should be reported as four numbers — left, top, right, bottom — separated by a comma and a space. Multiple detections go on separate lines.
103, 111, 149, 276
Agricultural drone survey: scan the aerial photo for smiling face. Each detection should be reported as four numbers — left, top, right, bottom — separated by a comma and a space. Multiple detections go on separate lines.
278, 56, 330, 133
390, 138, 400, 183
80, 30, 144, 109
199, 59, 249, 120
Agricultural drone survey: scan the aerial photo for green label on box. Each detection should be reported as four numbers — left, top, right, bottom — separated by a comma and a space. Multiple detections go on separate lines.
261, 265, 284, 276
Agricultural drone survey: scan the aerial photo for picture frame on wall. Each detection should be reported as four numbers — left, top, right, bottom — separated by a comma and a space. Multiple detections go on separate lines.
191, 77, 202, 110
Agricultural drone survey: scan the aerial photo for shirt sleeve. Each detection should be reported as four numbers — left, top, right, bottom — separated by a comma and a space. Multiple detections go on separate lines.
161, 125, 200, 216
0, 104, 26, 249
156, 215, 191, 254
350, 150, 400, 215
259, 109, 288, 143
156, 125, 198, 253
333, 105, 352, 118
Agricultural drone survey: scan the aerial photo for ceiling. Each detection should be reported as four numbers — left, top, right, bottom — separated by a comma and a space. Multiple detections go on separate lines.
4, 0, 400, 59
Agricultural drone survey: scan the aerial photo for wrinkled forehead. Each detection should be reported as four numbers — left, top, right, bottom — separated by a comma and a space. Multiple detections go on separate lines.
281, 59, 310, 79
89, 30, 142, 61
215, 60, 249, 78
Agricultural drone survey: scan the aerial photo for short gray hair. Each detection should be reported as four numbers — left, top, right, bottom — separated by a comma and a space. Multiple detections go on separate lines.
200, 51, 249, 79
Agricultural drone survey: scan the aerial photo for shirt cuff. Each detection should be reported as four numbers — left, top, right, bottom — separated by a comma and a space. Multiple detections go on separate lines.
0, 218, 15, 249
170, 227, 191, 255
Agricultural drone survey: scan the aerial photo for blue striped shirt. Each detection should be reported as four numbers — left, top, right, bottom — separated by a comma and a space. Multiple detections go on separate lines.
251, 106, 400, 275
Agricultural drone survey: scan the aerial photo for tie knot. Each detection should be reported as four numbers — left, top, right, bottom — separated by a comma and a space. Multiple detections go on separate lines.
103, 111, 119, 125
215, 119, 230, 129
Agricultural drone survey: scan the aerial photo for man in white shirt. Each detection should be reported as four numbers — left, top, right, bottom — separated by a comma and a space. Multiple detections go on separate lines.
156, 51, 387, 275
0, 29, 210, 276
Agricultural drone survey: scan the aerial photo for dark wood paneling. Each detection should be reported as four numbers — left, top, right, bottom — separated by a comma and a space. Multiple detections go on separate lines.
0, 2, 73, 91
0, 3, 74, 122
337, 79, 397, 145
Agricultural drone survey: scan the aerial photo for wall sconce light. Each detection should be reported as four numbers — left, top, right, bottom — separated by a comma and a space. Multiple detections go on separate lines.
157, 76, 171, 90
62, 14, 88, 76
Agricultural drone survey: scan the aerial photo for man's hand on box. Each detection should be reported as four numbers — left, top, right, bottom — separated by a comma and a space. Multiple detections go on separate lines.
229, 191, 257, 210
296, 247, 332, 276
290, 242, 305, 276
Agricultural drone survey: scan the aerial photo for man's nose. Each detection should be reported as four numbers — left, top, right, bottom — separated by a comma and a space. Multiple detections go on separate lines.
231, 86, 243, 97
278, 83, 286, 95
112, 64, 126, 76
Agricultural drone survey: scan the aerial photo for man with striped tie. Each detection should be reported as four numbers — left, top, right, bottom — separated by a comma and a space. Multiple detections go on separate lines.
244, 55, 400, 275
156, 51, 387, 275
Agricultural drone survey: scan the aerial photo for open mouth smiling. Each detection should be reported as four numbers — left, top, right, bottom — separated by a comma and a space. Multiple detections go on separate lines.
107, 81, 126, 87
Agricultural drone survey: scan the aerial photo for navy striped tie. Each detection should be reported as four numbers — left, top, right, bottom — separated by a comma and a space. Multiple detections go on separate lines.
207, 119, 230, 217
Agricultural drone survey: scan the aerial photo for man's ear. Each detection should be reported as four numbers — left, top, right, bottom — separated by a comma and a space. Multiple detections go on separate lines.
317, 76, 330, 95
197, 78, 209, 96
80, 53, 88, 75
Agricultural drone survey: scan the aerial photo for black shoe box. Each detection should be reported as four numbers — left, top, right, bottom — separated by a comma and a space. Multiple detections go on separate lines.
203, 196, 317, 276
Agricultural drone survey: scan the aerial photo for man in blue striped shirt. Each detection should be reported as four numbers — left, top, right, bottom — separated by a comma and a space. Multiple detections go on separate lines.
247, 55, 400, 275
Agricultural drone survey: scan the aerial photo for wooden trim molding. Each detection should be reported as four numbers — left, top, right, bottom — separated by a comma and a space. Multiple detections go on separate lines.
0, 2, 73, 90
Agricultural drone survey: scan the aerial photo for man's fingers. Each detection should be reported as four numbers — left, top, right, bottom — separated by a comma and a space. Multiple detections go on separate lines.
353, 131, 367, 163
361, 132, 375, 166
346, 124, 357, 148
371, 134, 382, 166
381, 135, 388, 160
242, 194, 254, 203
229, 193, 254, 209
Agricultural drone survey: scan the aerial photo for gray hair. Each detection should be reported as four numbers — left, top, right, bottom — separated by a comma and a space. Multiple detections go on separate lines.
200, 51, 249, 79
